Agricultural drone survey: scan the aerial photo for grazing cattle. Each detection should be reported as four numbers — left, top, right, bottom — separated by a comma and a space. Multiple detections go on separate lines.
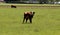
23, 11, 35, 23
11, 5, 16, 8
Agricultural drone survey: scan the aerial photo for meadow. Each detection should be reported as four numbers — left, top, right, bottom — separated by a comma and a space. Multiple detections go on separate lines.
0, 4, 60, 35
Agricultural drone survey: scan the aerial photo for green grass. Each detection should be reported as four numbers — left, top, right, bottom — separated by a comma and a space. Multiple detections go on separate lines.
0, 5, 60, 35
0, 3, 60, 6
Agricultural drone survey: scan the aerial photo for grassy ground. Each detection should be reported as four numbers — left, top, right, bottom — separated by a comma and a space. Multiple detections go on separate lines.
0, 4, 60, 35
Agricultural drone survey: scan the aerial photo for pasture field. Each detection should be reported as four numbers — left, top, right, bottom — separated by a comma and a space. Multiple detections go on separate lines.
0, 4, 60, 35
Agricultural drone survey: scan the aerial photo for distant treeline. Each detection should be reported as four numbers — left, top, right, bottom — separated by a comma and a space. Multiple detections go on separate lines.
4, 0, 60, 4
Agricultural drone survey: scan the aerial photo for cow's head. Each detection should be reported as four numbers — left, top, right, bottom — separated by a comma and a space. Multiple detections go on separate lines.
33, 12, 35, 15
30, 11, 35, 18
31, 11, 35, 16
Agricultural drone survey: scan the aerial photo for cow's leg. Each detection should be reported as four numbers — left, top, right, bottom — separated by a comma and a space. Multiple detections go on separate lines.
26, 18, 28, 23
29, 18, 32, 23
23, 19, 25, 23
23, 18, 25, 23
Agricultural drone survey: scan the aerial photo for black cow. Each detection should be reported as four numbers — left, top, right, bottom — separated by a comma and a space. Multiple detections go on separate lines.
11, 5, 16, 8
23, 11, 35, 23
